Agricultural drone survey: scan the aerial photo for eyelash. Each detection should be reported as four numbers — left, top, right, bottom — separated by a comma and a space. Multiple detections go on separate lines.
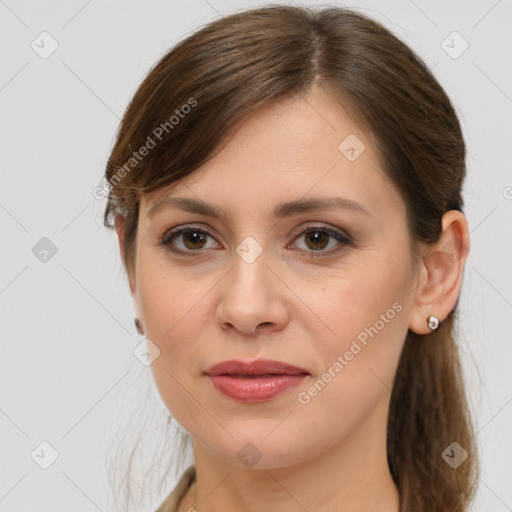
159, 223, 353, 258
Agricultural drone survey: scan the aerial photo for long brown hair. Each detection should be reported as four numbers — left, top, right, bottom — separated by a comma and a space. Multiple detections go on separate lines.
103, 5, 479, 511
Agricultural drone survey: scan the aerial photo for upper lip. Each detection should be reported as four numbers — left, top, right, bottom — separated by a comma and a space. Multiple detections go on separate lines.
204, 359, 309, 376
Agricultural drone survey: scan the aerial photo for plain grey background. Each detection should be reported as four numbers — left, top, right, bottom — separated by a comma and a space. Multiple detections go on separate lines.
1, 0, 511, 510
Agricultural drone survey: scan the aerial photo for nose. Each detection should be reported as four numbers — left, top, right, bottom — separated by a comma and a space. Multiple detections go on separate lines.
215, 249, 290, 335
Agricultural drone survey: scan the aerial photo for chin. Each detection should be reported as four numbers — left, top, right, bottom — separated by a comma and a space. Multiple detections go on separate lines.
196, 421, 326, 471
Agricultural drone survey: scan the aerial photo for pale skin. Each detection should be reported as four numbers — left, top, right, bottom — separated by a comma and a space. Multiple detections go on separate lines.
115, 87, 470, 512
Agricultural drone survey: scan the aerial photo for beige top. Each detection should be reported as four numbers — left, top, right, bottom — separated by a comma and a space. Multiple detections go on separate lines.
154, 465, 196, 512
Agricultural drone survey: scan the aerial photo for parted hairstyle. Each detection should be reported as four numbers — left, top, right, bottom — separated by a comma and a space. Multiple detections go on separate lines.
103, 4, 479, 511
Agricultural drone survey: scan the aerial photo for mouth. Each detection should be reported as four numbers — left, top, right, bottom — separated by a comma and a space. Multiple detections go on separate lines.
204, 358, 309, 376
216, 374, 296, 378
203, 359, 310, 402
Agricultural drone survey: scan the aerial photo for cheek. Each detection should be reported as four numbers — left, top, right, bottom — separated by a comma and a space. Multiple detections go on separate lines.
316, 257, 409, 341
293, 277, 408, 450
309, 253, 411, 392
137, 256, 211, 349
137, 262, 216, 423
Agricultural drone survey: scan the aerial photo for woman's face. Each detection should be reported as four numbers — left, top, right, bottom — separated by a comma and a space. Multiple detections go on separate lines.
129, 89, 421, 469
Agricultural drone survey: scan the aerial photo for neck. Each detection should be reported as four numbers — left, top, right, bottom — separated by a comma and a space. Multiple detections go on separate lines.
185, 393, 399, 512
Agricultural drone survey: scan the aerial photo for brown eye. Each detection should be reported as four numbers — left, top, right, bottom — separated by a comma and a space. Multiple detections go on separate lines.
303, 230, 330, 250
161, 227, 219, 255
160, 224, 352, 258
291, 225, 352, 257
181, 230, 208, 250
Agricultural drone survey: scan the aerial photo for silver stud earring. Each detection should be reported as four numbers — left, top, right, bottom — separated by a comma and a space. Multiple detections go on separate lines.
427, 315, 439, 331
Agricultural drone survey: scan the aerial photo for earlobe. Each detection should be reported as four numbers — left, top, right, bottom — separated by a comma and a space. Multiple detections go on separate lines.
409, 210, 470, 335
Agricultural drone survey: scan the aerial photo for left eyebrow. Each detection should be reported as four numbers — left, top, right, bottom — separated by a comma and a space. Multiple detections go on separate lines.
146, 195, 375, 220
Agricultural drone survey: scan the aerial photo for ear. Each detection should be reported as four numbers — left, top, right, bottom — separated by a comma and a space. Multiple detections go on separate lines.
114, 213, 137, 298
114, 214, 144, 333
408, 210, 470, 335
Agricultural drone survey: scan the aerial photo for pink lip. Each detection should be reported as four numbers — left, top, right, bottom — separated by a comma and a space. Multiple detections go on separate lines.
204, 359, 309, 403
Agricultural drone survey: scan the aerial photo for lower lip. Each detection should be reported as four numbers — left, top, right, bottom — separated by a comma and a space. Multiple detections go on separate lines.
207, 374, 309, 402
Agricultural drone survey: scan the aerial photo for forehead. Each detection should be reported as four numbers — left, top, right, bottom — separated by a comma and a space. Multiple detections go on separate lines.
140, 90, 403, 222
